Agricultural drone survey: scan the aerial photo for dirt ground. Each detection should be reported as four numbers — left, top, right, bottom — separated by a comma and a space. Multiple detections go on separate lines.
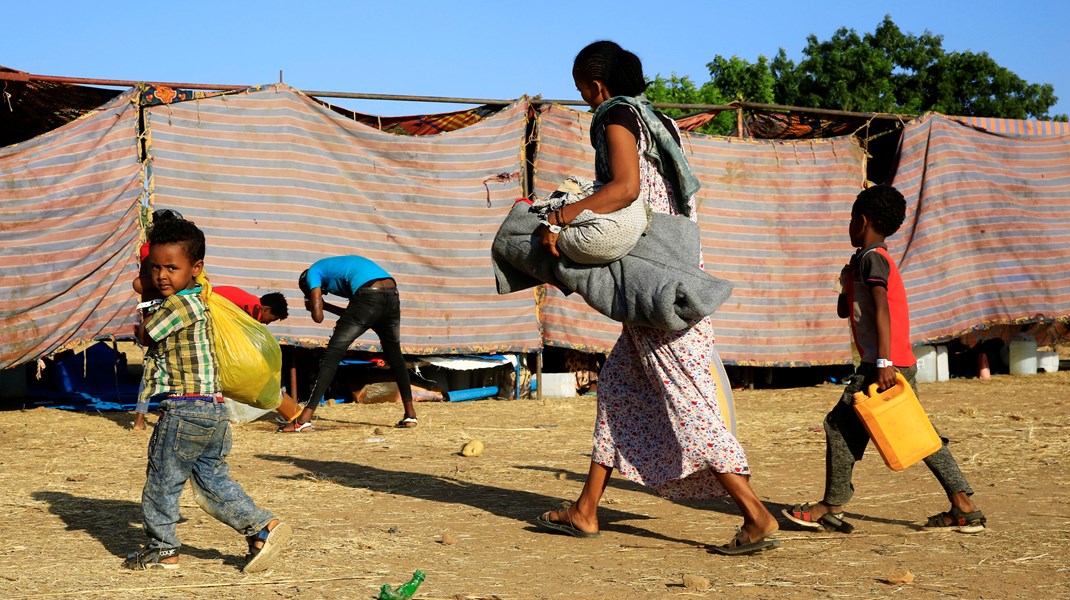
1, 372, 1067, 600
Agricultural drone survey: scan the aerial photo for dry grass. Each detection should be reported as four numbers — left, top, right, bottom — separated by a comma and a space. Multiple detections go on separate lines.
1, 372, 1068, 599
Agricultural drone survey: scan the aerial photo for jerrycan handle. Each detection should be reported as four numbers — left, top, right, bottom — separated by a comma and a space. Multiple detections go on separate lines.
863, 371, 907, 400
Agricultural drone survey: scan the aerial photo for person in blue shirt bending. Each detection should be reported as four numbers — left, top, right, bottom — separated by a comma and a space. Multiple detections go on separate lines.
279, 255, 417, 432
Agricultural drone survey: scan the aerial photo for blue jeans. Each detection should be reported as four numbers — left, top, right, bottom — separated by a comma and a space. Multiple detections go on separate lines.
141, 397, 274, 552
306, 287, 413, 407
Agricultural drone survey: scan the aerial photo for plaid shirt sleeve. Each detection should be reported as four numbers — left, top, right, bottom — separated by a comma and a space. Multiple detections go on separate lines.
145, 294, 202, 342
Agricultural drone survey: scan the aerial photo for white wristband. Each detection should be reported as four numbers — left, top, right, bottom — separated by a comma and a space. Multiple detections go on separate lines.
540, 220, 562, 234
875, 358, 893, 368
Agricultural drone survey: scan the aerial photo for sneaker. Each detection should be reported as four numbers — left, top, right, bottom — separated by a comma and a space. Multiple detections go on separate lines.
123, 546, 180, 570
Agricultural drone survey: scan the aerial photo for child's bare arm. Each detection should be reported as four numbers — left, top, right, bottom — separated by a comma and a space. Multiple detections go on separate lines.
135, 319, 152, 347
870, 285, 897, 390
836, 264, 850, 318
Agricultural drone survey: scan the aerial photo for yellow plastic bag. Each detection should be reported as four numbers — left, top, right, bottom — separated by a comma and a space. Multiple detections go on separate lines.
196, 272, 282, 409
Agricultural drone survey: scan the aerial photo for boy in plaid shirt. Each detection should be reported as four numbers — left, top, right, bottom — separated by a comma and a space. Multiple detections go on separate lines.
125, 217, 291, 572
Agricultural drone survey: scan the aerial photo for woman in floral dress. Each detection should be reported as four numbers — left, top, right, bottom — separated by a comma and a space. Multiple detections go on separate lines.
533, 41, 779, 555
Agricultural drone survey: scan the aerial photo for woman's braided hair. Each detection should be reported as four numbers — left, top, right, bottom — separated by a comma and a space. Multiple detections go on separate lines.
573, 40, 648, 97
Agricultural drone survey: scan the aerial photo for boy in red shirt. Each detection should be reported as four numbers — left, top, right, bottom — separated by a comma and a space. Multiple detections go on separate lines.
213, 286, 289, 325
784, 185, 986, 534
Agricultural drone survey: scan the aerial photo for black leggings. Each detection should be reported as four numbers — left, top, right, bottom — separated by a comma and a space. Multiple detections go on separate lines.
306, 288, 412, 408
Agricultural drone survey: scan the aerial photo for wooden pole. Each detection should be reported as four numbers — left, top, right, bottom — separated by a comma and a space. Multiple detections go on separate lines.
536, 351, 543, 401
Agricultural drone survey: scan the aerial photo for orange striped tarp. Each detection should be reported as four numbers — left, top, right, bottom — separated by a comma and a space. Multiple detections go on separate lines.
949, 115, 1070, 137
0, 91, 143, 369
144, 84, 538, 354
891, 113, 1070, 343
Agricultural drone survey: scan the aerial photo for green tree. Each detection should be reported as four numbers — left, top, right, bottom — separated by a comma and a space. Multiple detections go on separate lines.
645, 73, 736, 135
790, 15, 1065, 120
922, 51, 1061, 119
650, 15, 1066, 122
770, 49, 803, 107
706, 55, 776, 104
793, 25, 897, 113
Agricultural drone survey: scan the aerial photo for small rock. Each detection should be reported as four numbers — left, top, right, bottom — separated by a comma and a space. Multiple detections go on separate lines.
373, 427, 385, 435
440, 532, 457, 545
883, 569, 915, 585
682, 574, 710, 591
557, 472, 568, 480
460, 439, 484, 457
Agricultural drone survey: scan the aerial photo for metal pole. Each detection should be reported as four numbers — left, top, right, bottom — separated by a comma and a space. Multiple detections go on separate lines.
0, 70, 740, 112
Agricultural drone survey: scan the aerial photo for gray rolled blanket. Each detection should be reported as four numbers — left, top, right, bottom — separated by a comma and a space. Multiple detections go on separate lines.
491, 200, 733, 330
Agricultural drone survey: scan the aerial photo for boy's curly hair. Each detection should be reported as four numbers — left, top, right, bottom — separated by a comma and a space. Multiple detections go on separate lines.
853, 185, 906, 236
147, 217, 206, 262
260, 292, 289, 320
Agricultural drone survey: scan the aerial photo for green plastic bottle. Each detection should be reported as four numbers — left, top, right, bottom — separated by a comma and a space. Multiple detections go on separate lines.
378, 570, 426, 600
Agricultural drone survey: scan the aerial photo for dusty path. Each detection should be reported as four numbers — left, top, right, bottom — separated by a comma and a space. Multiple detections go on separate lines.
1, 372, 1067, 599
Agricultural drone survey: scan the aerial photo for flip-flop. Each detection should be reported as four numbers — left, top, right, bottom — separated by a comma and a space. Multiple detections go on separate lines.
277, 421, 314, 433
395, 417, 418, 429
708, 530, 780, 556
782, 503, 855, 533
533, 509, 600, 538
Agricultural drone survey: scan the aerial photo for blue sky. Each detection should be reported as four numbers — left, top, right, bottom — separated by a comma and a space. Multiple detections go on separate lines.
4, 0, 1068, 118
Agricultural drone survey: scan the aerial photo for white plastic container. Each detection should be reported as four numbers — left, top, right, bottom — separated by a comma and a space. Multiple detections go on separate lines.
1037, 350, 1060, 373
936, 345, 949, 382
913, 345, 937, 383
1009, 339, 1038, 375
539, 373, 577, 397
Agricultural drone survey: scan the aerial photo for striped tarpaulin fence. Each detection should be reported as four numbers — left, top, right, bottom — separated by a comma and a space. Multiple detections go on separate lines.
0, 92, 142, 369
144, 84, 539, 354
950, 115, 1070, 137
533, 104, 868, 365
689, 132, 867, 365
891, 113, 1070, 343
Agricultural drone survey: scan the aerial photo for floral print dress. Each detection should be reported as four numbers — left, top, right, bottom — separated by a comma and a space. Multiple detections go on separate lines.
590, 126, 749, 499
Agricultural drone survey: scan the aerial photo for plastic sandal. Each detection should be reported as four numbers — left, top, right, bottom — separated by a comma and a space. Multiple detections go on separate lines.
243, 522, 293, 573
396, 417, 418, 429
782, 503, 855, 533
924, 506, 986, 533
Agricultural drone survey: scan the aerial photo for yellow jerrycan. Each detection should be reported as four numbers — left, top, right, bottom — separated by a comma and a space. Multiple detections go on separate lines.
853, 372, 942, 471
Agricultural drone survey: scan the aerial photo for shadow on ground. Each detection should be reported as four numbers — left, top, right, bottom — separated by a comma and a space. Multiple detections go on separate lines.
258, 454, 726, 548
31, 491, 243, 567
